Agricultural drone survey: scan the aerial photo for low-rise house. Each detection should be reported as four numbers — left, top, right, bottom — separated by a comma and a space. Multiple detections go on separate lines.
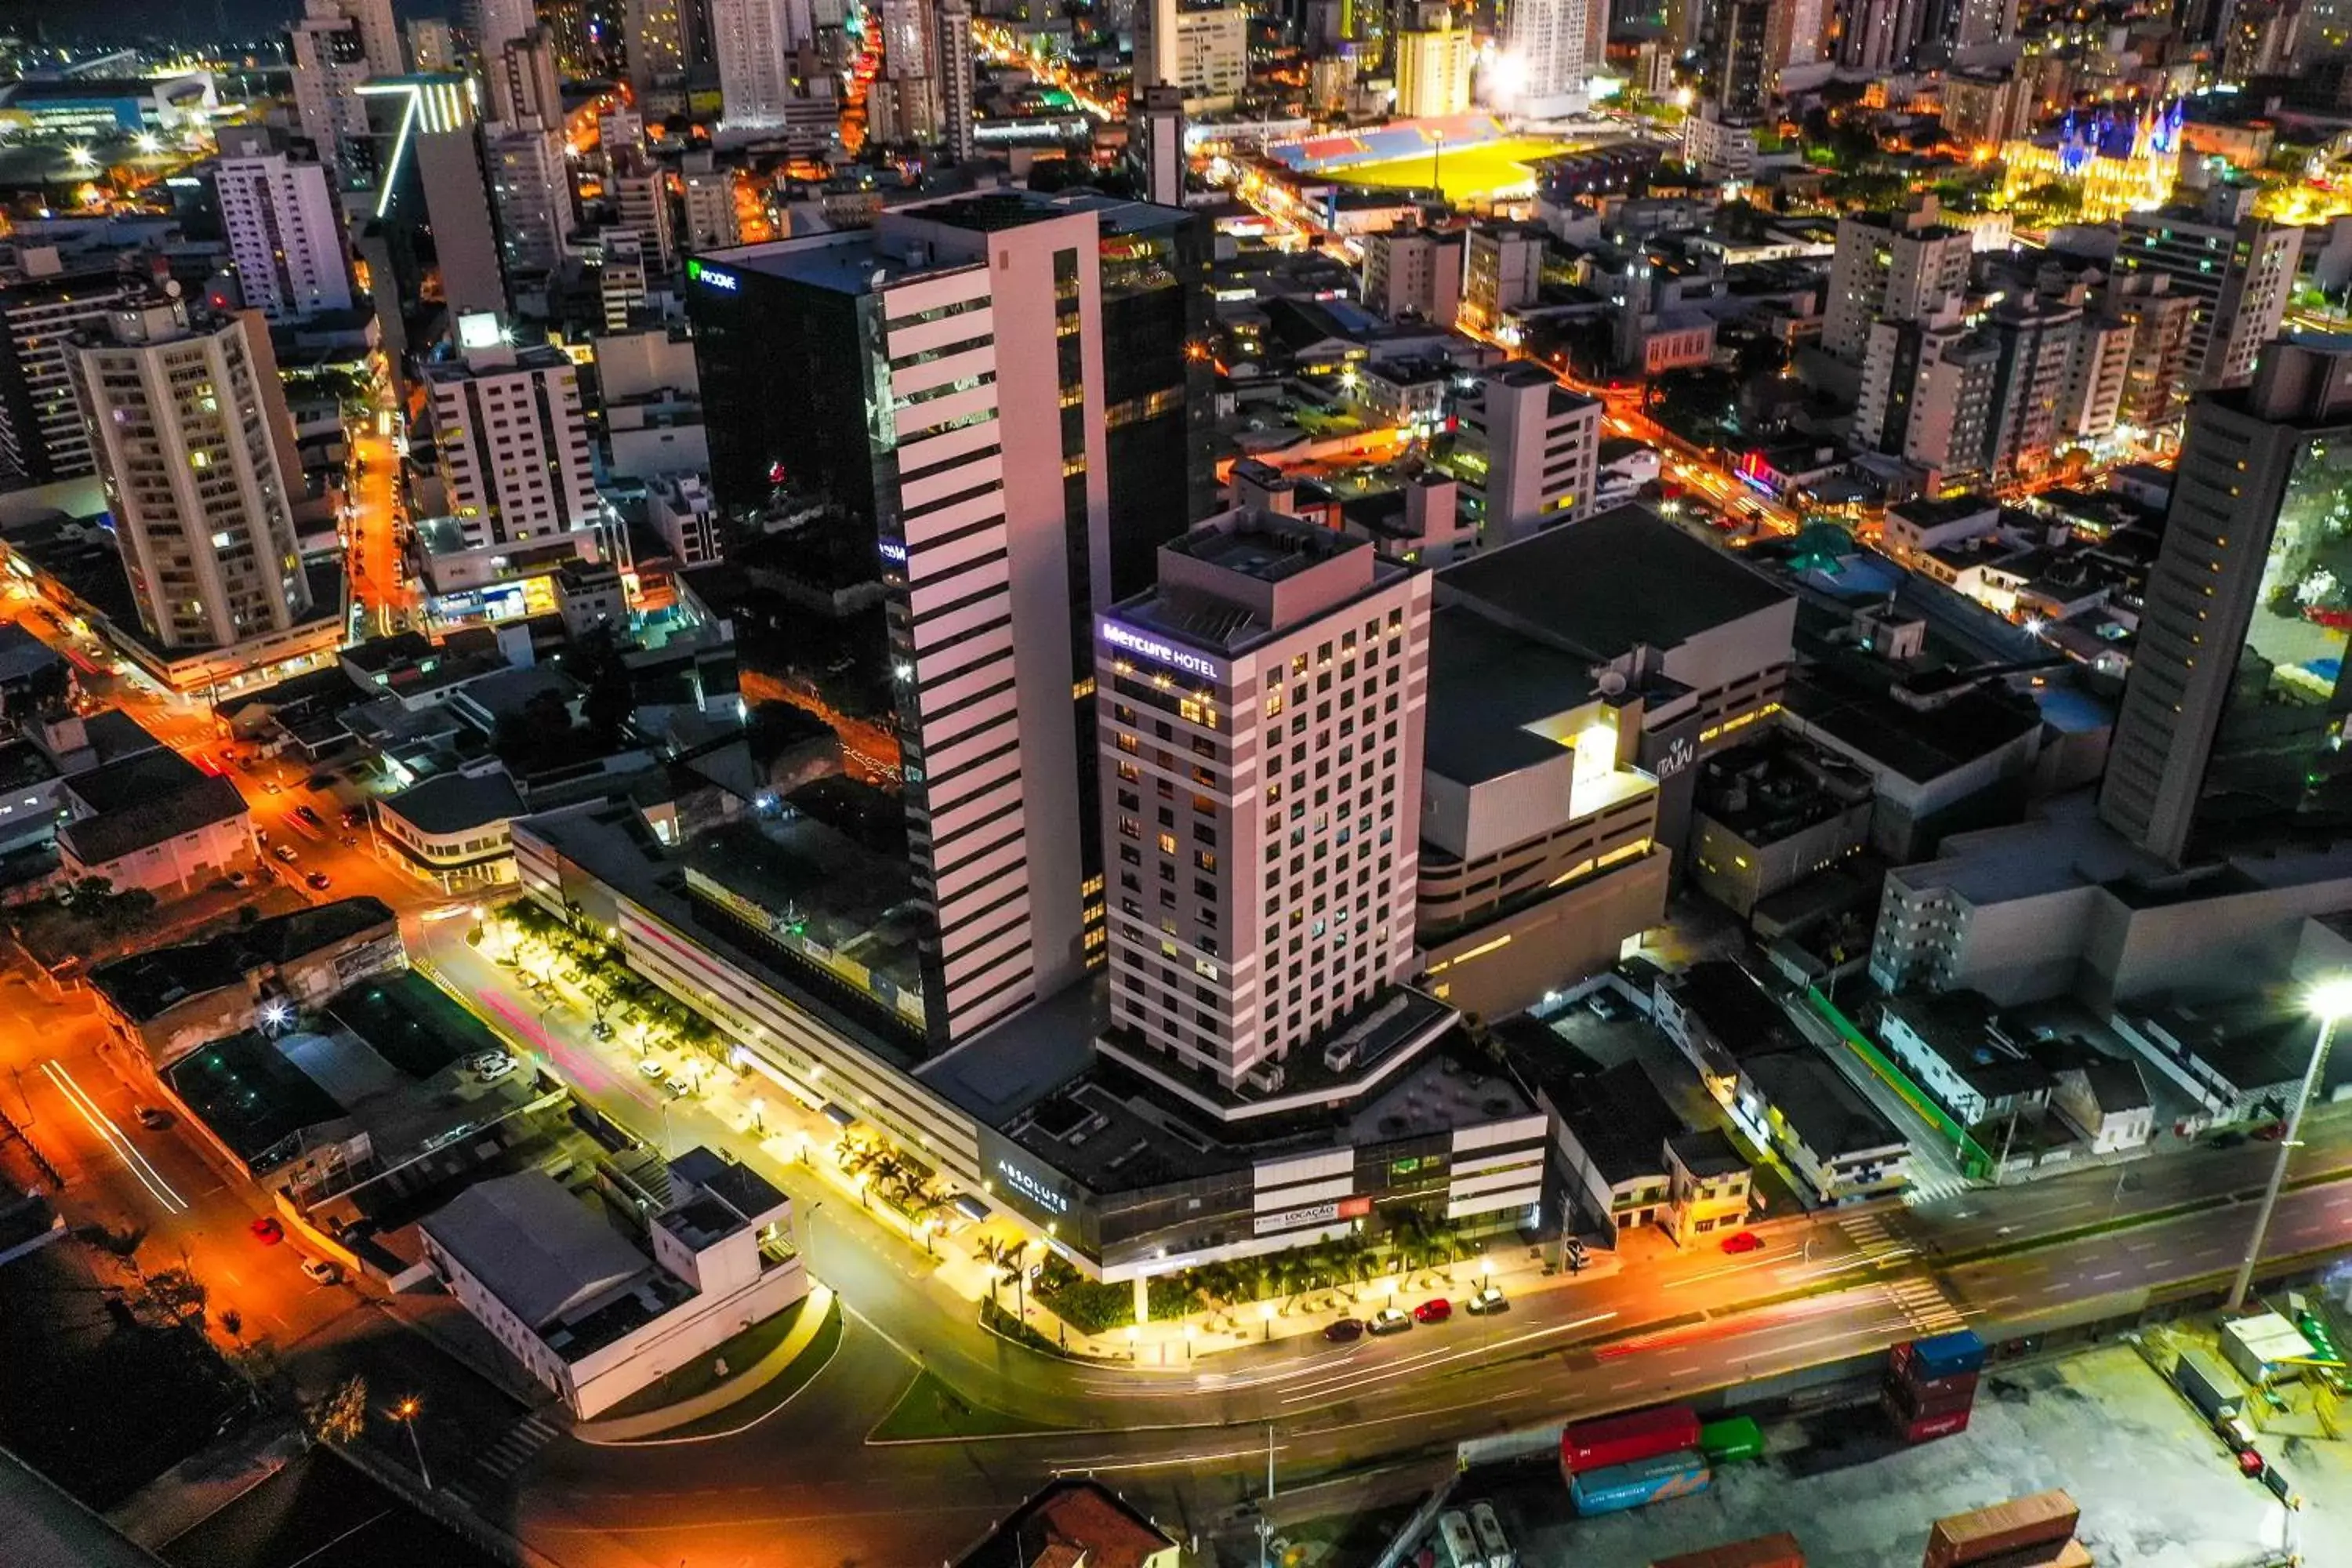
56, 747, 250, 894
419, 1147, 808, 1419
2112, 998, 2352, 1125
1664, 1129, 1752, 1244
2046, 1050, 2154, 1153
1731, 1050, 1909, 1205
1547, 1060, 1681, 1238
1653, 960, 1806, 1098
1877, 990, 2053, 1127
89, 897, 404, 1065
949, 1479, 1181, 1568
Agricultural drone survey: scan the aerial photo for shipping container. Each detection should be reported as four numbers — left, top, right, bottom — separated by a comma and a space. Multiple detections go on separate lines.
2173, 1349, 2242, 1425
1468, 1501, 1515, 1568
1954, 1541, 2092, 1568
1922, 1489, 2081, 1568
1570, 1449, 1712, 1515
1883, 1374, 1976, 1422
1893, 1329, 1987, 1381
1650, 1531, 1805, 1568
1894, 1407, 1971, 1444
1698, 1415, 1766, 1464
1561, 1405, 1704, 1475
1894, 1367, 1981, 1406
1435, 1509, 1484, 1568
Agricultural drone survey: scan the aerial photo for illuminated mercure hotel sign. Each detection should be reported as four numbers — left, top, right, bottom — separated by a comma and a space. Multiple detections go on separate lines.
1100, 618, 1223, 682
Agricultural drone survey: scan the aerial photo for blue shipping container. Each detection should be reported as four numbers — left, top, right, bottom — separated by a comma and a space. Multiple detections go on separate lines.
1904, 1329, 1987, 1379
1570, 1449, 1712, 1515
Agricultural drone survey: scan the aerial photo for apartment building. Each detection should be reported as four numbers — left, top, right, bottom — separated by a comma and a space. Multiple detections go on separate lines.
1821, 195, 1974, 363
214, 142, 354, 322
0, 254, 136, 485
1450, 363, 1601, 545
1360, 227, 1463, 327
425, 328, 600, 555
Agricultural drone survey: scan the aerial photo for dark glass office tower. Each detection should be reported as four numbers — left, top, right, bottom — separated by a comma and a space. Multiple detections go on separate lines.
2101, 337, 2352, 864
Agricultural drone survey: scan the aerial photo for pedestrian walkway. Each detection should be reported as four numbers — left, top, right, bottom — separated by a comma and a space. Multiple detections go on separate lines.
1904, 1169, 1976, 1206
445, 1412, 561, 1510
1840, 1212, 1918, 1269
1884, 1274, 1965, 1334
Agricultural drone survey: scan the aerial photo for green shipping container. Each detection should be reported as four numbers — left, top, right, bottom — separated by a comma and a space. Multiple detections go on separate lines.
1697, 1416, 1764, 1464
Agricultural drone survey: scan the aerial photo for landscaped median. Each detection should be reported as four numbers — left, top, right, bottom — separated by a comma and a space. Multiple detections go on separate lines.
572, 1284, 841, 1445
866, 1368, 1070, 1443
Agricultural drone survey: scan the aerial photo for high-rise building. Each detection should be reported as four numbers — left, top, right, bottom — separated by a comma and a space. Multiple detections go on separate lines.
1714, 0, 1772, 118
935, 0, 976, 163
681, 152, 740, 252
626, 0, 695, 96
1094, 509, 1431, 1098
409, 16, 459, 69
359, 76, 509, 321
2100, 270, 2196, 431
290, 5, 378, 185
609, 146, 677, 272
1459, 223, 1546, 337
487, 24, 565, 126
1820, 194, 1974, 363
1853, 307, 1998, 481
1981, 292, 2079, 482
466, 0, 539, 60
539, 0, 599, 74
710, 0, 812, 128
873, 0, 941, 143
2059, 310, 2132, 441
1394, 13, 1472, 118
1361, 227, 1463, 327
1835, 0, 1930, 71
1168, 5, 1247, 109
687, 196, 1131, 1042
425, 327, 601, 553
1134, 0, 1178, 88
1135, 84, 1185, 207
2118, 185, 2303, 391
214, 143, 354, 322
307, 0, 405, 75
1933, 0, 2016, 50
1450, 362, 1602, 544
70, 296, 312, 651
2100, 339, 2352, 864
0, 256, 139, 485
600, 232, 652, 330
1500, 0, 1606, 117
487, 121, 575, 281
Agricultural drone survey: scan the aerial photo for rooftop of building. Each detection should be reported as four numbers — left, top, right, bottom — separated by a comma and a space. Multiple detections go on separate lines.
1738, 1049, 1904, 1159
58, 754, 245, 866
1878, 991, 2053, 1105
2123, 995, 2352, 1098
89, 897, 396, 1023
379, 769, 526, 836
662, 1146, 788, 1250
949, 1479, 1178, 1568
693, 230, 985, 296
1694, 733, 1873, 846
423, 1169, 652, 1332
1780, 659, 2042, 789
1419, 604, 1600, 785
1548, 1059, 1682, 1183
1163, 509, 1374, 585
1668, 1127, 1747, 1178
0, 738, 57, 793
1888, 492, 2001, 529
1436, 504, 1792, 660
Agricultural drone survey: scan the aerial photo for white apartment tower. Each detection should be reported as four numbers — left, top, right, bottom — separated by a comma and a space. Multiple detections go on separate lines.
290, 6, 378, 181
711, 0, 812, 129
1501, 0, 1606, 117
610, 148, 677, 272
488, 122, 574, 280
488, 24, 564, 126
1452, 362, 1601, 545
1821, 194, 1975, 363
1361, 228, 1463, 327
1095, 510, 1432, 1095
0, 259, 140, 485
71, 298, 312, 650
216, 147, 354, 321
466, 0, 539, 60
2118, 184, 2303, 390
1460, 223, 1546, 336
425, 332, 601, 551
681, 153, 741, 252
310, 0, 404, 74
1171, 6, 1247, 110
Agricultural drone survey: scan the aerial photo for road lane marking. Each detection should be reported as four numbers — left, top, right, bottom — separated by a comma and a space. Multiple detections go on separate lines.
1273, 1312, 1618, 1406
42, 1060, 187, 1212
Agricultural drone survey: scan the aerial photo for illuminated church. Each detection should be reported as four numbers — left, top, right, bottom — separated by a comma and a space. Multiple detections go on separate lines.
2000, 100, 2184, 223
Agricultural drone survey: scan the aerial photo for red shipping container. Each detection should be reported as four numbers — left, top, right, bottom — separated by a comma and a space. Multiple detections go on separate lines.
1562, 1406, 1704, 1475
1883, 1376, 1976, 1421
1894, 1406, 1971, 1444
1650, 1532, 1806, 1568
1924, 1490, 2080, 1568
1896, 1367, 1981, 1405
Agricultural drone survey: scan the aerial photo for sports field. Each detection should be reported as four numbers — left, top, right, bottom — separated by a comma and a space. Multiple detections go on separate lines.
1333, 136, 1574, 201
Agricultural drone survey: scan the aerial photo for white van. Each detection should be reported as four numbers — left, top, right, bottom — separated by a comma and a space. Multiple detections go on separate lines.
1469, 1501, 1515, 1568
1435, 1509, 1485, 1568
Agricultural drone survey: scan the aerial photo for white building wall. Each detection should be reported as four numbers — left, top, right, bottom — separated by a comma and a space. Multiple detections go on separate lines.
216, 154, 353, 321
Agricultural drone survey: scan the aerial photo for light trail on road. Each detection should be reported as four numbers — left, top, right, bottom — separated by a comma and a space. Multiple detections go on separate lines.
1275, 1311, 1619, 1406
42, 1058, 187, 1213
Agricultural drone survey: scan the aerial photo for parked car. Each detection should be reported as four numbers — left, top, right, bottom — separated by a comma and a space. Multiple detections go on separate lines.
341, 806, 368, 828
263, 781, 281, 794
305, 872, 332, 891
473, 1053, 517, 1083
250, 1217, 285, 1246
1720, 1230, 1766, 1254
272, 844, 298, 864
292, 804, 324, 828
1322, 1317, 1366, 1343
590, 1019, 614, 1040
1586, 989, 1627, 1022
1413, 1298, 1452, 1324
663, 1078, 691, 1101
637, 1060, 668, 1082
1465, 1284, 1508, 1315
1369, 1306, 1413, 1335
226, 870, 249, 888
133, 1105, 172, 1131
299, 1258, 342, 1286
2253, 1120, 2288, 1142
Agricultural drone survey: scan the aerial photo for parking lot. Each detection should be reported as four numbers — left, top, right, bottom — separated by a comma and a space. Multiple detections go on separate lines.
1448, 1338, 2343, 1567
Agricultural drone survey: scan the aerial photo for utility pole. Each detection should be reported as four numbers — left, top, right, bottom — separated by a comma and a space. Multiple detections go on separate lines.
2229, 1002, 2343, 1310
1259, 1421, 1276, 1568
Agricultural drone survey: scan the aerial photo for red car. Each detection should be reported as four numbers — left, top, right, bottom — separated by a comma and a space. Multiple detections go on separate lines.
2252, 1121, 2288, 1142
1412, 1298, 1452, 1324
1720, 1230, 1765, 1254
250, 1216, 285, 1245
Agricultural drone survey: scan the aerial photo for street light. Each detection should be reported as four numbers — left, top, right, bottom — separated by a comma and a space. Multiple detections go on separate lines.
2229, 976, 2352, 1309
1261, 1300, 1276, 1341
389, 1396, 431, 1489
749, 1095, 765, 1134
1185, 1322, 1196, 1361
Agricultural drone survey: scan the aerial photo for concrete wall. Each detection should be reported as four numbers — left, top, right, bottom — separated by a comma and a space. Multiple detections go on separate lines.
1420, 851, 1668, 1022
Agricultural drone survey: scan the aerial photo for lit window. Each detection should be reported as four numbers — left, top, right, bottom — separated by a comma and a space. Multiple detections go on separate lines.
1157, 832, 1178, 855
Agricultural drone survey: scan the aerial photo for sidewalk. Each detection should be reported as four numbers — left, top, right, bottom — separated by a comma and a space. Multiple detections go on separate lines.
574, 1284, 837, 1443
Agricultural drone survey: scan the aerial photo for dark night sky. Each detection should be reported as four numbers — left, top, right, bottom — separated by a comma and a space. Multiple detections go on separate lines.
5, 0, 452, 48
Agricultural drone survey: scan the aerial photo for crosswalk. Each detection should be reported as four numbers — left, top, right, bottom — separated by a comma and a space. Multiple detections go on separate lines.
1838, 1212, 1916, 1269
1903, 1168, 1974, 1207
443, 1411, 562, 1508
1885, 1274, 1966, 1335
